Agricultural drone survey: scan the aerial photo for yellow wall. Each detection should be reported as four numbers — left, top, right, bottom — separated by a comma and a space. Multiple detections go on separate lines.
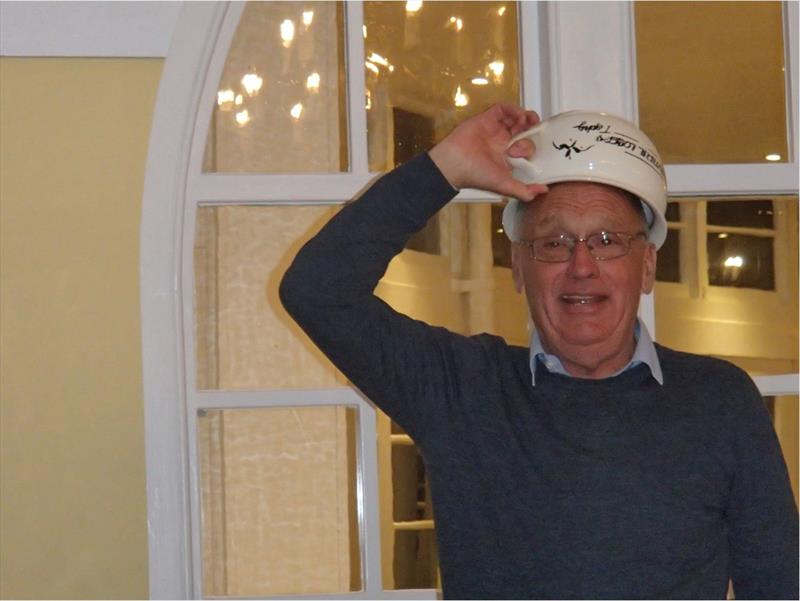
0, 57, 161, 599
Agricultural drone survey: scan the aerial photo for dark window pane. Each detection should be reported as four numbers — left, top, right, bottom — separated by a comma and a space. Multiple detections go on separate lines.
392, 445, 427, 522
656, 228, 681, 282
635, 1, 787, 164
492, 204, 512, 268
393, 108, 435, 167
665, 202, 681, 222
707, 200, 774, 229
707, 233, 774, 290
394, 529, 438, 589
406, 215, 440, 254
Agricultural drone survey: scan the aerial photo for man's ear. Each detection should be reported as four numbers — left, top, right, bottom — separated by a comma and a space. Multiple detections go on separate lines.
641, 243, 657, 294
511, 244, 525, 294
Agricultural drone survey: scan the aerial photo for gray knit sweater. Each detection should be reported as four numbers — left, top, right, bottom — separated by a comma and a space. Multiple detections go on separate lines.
279, 153, 798, 599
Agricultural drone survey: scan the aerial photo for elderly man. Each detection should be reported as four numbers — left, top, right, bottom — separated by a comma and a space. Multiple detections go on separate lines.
280, 104, 798, 599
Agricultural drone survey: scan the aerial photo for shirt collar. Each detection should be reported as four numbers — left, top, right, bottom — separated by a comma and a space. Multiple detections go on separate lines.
529, 319, 663, 386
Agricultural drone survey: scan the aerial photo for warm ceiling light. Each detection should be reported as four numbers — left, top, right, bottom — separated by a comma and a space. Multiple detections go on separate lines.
365, 61, 380, 75
290, 102, 303, 120
448, 16, 463, 30
306, 72, 320, 92
489, 61, 505, 78
454, 85, 469, 107
765, 153, 781, 161
235, 109, 250, 126
406, 0, 422, 13
217, 89, 235, 111
471, 77, 489, 85
362, 25, 367, 38
717, 233, 728, 239
723, 256, 744, 268
241, 72, 263, 96
302, 10, 314, 26
280, 19, 295, 47
365, 89, 372, 110
497, 6, 506, 16
368, 52, 389, 67
234, 94, 243, 106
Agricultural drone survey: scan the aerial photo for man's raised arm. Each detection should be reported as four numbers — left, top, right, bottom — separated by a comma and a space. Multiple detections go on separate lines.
278, 104, 545, 431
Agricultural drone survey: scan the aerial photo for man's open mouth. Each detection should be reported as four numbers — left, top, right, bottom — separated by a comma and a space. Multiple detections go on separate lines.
560, 294, 607, 305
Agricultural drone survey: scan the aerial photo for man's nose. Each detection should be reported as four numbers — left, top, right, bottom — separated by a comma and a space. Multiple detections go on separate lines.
566, 240, 599, 278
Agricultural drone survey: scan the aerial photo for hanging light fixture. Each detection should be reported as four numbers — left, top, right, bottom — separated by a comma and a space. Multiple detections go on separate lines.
217, 89, 235, 111
454, 85, 469, 107
290, 102, 304, 120
281, 19, 295, 47
241, 72, 263, 97
235, 109, 250, 126
306, 72, 321, 92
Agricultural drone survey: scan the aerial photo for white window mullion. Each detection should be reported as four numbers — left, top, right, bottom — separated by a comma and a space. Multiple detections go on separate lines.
345, 1, 369, 178
542, 1, 637, 119
784, 0, 798, 164
518, 1, 543, 113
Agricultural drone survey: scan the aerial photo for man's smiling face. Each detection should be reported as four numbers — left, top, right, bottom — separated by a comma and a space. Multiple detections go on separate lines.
511, 181, 657, 378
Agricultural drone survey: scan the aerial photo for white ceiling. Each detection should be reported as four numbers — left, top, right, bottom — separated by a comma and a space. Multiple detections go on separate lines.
0, 1, 181, 57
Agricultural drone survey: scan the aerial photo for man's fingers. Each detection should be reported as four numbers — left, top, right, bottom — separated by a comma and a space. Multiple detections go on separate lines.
496, 179, 548, 202
524, 183, 549, 200
507, 138, 535, 159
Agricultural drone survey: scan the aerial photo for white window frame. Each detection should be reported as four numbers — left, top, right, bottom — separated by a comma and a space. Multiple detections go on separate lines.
143, 2, 541, 598
141, 1, 798, 598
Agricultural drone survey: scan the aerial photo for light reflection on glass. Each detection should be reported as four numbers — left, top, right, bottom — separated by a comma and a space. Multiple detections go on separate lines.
364, 1, 521, 172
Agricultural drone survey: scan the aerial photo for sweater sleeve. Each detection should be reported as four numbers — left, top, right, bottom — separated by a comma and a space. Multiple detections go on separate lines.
726, 378, 799, 600
279, 153, 464, 439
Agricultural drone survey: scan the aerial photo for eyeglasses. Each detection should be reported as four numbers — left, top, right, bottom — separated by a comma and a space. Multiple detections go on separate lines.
517, 231, 648, 262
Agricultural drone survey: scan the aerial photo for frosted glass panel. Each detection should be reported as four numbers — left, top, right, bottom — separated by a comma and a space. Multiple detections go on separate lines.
198, 406, 360, 596
194, 205, 344, 390
364, 1, 521, 172
635, 1, 788, 164
194, 202, 530, 390
203, 2, 347, 172
654, 197, 798, 376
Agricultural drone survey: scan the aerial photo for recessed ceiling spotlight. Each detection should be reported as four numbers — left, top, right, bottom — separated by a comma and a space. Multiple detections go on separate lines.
765, 154, 781, 161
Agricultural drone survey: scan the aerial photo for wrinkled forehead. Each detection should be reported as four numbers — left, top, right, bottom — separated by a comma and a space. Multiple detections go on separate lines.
520, 181, 645, 234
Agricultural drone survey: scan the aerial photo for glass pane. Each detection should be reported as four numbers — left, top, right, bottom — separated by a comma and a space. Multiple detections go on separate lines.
769, 395, 799, 505
392, 445, 427, 522
707, 233, 774, 290
198, 406, 360, 596
378, 201, 530, 346
364, 1, 521, 172
654, 196, 798, 376
635, 1, 788, 164
656, 228, 681, 283
707, 199, 774, 229
394, 529, 439, 589
492, 203, 512, 268
194, 206, 345, 390
203, 2, 348, 172
665, 202, 680, 223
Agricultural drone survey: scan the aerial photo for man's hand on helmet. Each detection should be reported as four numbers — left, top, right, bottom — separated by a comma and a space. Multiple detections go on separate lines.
428, 103, 549, 202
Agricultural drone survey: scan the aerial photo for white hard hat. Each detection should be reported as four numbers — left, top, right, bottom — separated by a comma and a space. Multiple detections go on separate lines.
502, 110, 668, 248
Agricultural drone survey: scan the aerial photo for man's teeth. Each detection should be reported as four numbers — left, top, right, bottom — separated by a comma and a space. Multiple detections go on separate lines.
561, 295, 598, 304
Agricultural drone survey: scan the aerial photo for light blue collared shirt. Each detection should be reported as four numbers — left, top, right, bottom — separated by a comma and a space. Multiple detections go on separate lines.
530, 319, 663, 385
